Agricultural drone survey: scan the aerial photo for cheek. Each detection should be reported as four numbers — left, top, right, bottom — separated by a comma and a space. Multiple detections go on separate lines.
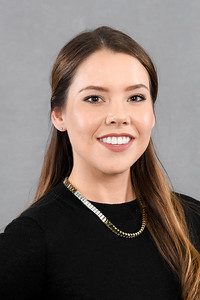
134, 110, 155, 134
66, 106, 98, 138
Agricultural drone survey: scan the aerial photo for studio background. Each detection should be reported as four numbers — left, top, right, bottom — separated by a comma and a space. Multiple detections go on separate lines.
0, 0, 199, 231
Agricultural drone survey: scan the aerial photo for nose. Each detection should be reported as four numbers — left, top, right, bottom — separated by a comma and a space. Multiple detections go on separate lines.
105, 103, 131, 126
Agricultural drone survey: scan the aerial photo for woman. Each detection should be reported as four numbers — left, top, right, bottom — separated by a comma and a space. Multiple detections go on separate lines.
0, 26, 199, 299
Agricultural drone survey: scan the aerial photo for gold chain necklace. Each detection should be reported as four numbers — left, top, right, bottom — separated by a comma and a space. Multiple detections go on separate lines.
63, 177, 146, 238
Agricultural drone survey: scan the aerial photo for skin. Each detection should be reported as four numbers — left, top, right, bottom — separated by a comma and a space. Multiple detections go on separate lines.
52, 49, 155, 204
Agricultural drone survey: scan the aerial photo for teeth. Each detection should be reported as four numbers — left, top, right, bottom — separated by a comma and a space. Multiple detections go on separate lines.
99, 136, 131, 145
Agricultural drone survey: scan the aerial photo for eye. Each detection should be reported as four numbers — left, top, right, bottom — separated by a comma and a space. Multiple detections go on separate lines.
83, 95, 102, 104
129, 94, 146, 102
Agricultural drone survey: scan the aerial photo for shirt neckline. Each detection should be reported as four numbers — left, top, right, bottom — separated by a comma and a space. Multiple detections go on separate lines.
61, 181, 138, 207
87, 198, 138, 207
59, 181, 141, 223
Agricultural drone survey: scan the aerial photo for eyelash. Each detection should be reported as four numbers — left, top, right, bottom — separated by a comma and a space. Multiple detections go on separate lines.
83, 94, 146, 104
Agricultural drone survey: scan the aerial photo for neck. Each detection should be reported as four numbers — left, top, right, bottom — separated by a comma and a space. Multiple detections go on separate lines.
67, 169, 136, 204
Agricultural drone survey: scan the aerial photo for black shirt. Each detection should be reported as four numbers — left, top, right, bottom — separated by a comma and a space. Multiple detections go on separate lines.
0, 182, 199, 299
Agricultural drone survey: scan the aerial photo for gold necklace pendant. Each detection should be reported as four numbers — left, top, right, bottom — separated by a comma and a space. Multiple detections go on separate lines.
63, 177, 146, 238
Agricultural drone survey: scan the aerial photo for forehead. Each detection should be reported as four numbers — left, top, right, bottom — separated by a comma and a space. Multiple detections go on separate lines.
69, 49, 150, 92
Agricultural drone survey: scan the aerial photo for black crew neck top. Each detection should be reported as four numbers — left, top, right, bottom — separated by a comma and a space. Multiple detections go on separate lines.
0, 182, 199, 299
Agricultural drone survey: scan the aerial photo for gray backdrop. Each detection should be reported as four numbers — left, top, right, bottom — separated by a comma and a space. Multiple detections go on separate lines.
1, 0, 200, 231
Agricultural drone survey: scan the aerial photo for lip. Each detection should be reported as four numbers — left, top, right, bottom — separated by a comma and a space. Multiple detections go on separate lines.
97, 136, 135, 153
97, 133, 135, 139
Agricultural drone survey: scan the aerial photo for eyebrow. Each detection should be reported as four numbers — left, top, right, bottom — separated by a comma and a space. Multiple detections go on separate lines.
78, 84, 149, 93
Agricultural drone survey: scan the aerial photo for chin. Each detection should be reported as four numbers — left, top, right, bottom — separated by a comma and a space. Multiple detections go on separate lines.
96, 165, 131, 176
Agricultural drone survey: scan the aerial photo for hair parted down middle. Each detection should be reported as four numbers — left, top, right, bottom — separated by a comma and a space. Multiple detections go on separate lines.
33, 26, 200, 299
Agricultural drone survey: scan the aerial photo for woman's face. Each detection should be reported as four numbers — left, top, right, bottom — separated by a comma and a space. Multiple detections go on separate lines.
52, 49, 155, 176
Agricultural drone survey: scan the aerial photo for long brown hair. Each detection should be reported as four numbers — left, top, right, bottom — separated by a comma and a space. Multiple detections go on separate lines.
33, 26, 200, 299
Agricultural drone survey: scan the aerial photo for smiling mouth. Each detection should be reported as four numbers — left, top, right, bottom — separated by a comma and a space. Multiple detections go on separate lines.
97, 136, 132, 145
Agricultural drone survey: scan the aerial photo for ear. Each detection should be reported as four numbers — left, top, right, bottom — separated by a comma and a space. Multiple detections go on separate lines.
151, 112, 156, 129
51, 109, 66, 132
152, 115, 156, 128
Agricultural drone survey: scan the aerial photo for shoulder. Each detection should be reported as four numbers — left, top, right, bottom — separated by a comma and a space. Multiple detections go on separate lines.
174, 192, 200, 250
14, 181, 82, 231
174, 192, 200, 216
0, 181, 80, 258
